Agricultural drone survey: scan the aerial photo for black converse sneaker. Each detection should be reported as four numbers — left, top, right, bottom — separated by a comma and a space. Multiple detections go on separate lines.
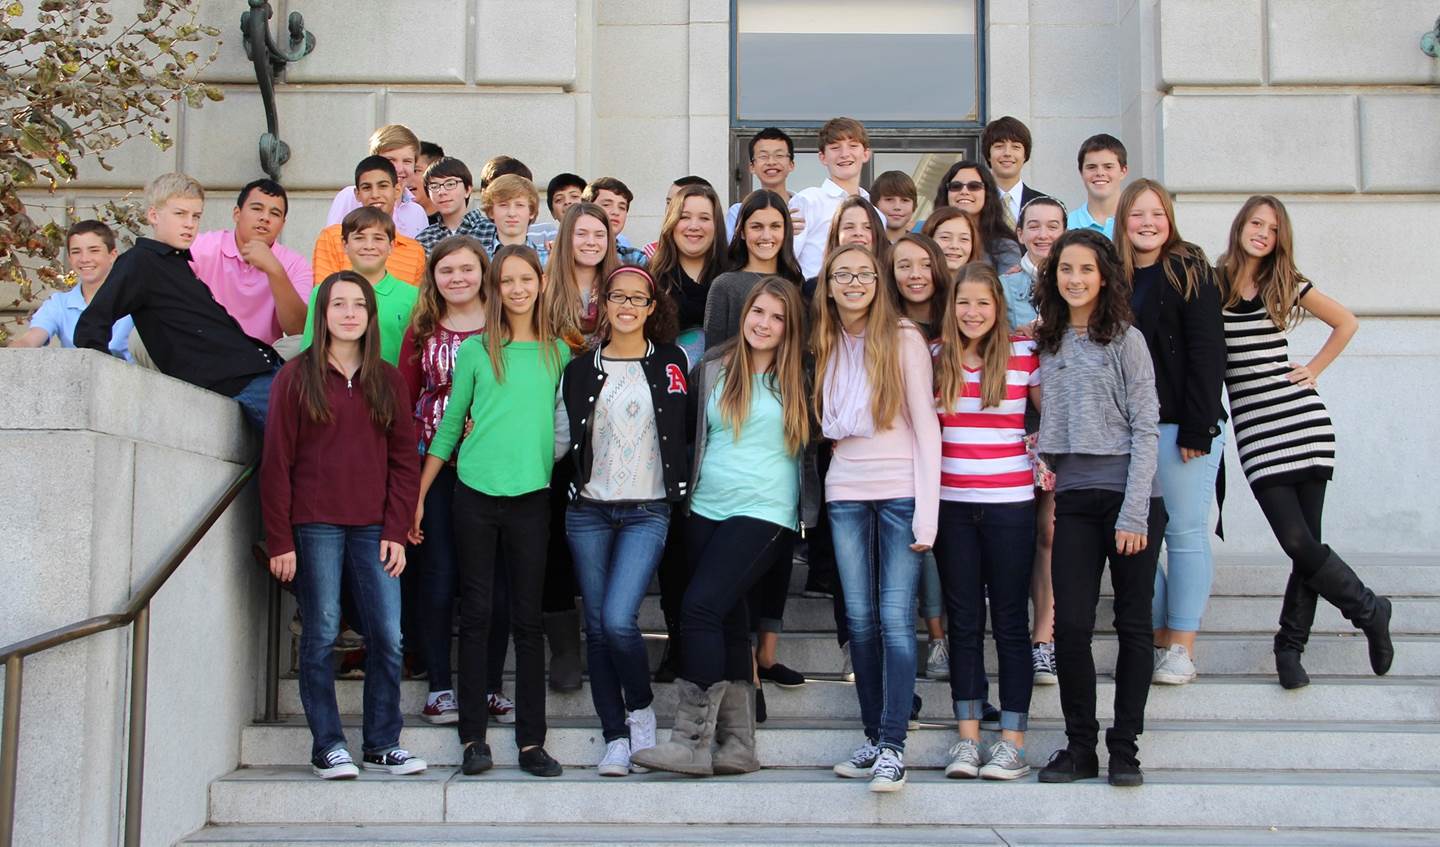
311, 747, 359, 780
868, 748, 907, 793
362, 747, 427, 775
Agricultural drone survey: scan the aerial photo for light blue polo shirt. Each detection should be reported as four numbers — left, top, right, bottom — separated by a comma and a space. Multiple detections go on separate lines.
1067, 204, 1115, 239
28, 285, 134, 361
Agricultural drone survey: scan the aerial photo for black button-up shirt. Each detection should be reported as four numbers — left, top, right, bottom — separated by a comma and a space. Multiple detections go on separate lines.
75, 237, 277, 397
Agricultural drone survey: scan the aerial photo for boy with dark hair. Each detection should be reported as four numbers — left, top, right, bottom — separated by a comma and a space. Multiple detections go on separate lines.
1067, 134, 1129, 238
982, 116, 1049, 229
724, 127, 803, 239
530, 172, 586, 245
583, 176, 645, 264
75, 173, 281, 430
9, 221, 132, 359
478, 155, 533, 190
188, 178, 313, 358
300, 207, 418, 366
790, 116, 874, 278
871, 170, 917, 244
414, 141, 447, 222
415, 157, 497, 254
325, 124, 429, 238
313, 156, 426, 284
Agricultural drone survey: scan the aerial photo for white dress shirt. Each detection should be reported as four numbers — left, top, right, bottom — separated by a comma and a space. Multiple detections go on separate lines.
791, 178, 871, 279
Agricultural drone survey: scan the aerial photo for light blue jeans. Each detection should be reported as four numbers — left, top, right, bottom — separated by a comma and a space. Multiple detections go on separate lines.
1152, 422, 1226, 632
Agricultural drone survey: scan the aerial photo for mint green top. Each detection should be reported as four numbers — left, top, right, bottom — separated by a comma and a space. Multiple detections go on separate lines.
689, 372, 799, 530
299, 273, 417, 365
428, 335, 570, 496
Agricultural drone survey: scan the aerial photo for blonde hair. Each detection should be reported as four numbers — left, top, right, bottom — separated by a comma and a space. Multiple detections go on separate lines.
716, 278, 810, 455
1113, 178, 1209, 301
810, 245, 908, 429
1218, 195, 1309, 330
369, 124, 420, 156
480, 174, 539, 223
145, 172, 204, 211
936, 264, 1013, 411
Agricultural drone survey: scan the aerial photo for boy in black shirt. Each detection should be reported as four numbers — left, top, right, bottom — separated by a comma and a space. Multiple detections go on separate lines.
75, 172, 281, 431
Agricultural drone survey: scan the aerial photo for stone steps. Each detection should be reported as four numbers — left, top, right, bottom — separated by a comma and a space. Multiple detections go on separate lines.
176, 822, 1440, 846
239, 715, 1440, 771
205, 766, 1440, 829
275, 676, 1440, 724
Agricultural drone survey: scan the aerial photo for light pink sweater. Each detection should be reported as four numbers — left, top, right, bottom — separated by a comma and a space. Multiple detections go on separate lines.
823, 323, 943, 546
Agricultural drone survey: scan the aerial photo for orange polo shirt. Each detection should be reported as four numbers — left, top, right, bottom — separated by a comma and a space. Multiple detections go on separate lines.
311, 223, 425, 287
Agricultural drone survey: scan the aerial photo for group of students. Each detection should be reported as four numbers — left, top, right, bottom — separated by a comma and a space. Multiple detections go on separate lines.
11, 114, 1395, 792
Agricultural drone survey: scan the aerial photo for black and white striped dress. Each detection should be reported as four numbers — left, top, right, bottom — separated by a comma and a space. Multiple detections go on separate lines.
1222, 283, 1335, 488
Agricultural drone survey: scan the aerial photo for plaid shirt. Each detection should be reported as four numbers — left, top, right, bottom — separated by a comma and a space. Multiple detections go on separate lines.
416, 209, 498, 255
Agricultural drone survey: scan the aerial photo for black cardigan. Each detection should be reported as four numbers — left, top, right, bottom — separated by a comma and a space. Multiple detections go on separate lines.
558, 340, 692, 502
1130, 252, 1227, 452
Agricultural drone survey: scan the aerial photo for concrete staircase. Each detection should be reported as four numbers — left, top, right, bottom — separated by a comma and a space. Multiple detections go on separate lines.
180, 554, 1440, 845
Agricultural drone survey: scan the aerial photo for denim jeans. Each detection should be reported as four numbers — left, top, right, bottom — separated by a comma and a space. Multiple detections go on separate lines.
452, 484, 550, 749
934, 500, 1036, 732
680, 514, 794, 688
829, 498, 922, 753
292, 523, 403, 760
1052, 490, 1167, 762
1152, 422, 1226, 631
919, 551, 943, 620
233, 361, 281, 433
566, 499, 670, 742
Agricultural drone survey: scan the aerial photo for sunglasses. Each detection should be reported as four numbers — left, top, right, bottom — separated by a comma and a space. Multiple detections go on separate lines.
947, 180, 985, 194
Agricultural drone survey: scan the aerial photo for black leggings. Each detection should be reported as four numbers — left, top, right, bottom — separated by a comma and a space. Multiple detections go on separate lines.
1253, 480, 1327, 577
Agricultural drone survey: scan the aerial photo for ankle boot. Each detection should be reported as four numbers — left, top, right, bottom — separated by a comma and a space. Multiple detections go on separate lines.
543, 609, 583, 692
1304, 548, 1393, 675
712, 681, 760, 774
1274, 570, 1318, 689
629, 679, 728, 776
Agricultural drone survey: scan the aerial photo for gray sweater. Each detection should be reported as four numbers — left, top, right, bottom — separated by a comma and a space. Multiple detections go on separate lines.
1037, 325, 1160, 533
701, 271, 762, 351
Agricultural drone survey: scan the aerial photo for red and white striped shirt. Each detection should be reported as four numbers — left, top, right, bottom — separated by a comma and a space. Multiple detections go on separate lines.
936, 337, 1040, 503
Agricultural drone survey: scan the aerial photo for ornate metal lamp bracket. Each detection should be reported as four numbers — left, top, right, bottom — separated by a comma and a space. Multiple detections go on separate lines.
240, 1, 316, 181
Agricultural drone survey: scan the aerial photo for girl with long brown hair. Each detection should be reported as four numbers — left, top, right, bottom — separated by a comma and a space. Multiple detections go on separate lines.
922, 206, 986, 280
815, 245, 941, 793
261, 270, 424, 780
412, 245, 571, 778
932, 263, 1042, 781
544, 201, 620, 347
1113, 178, 1226, 687
650, 182, 728, 354
1216, 195, 1390, 689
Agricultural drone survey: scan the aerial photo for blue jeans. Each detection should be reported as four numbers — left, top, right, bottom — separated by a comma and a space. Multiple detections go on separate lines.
919, 551, 943, 620
829, 498, 922, 753
565, 499, 670, 742
292, 523, 403, 759
233, 362, 280, 433
1152, 422, 1226, 631
933, 500, 1036, 732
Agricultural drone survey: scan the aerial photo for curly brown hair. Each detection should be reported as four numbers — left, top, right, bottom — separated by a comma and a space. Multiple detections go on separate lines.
1033, 229, 1132, 354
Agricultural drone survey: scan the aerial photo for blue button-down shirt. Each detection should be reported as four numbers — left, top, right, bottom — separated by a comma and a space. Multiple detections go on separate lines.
1067, 204, 1115, 239
29, 284, 134, 361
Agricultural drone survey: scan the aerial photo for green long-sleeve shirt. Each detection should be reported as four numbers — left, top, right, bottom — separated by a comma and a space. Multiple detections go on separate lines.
428, 335, 570, 496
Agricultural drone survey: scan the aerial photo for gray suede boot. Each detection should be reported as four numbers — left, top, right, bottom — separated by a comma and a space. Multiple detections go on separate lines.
628, 679, 728, 776
712, 681, 760, 775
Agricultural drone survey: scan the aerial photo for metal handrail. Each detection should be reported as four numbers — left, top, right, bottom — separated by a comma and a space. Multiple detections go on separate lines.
0, 460, 258, 847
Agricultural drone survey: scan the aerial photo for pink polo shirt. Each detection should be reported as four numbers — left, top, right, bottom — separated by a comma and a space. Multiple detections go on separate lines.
189, 230, 315, 344
325, 186, 429, 238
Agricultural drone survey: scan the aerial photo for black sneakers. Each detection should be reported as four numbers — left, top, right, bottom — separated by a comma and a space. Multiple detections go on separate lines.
1108, 754, 1144, 787
311, 747, 359, 780
1037, 747, 1100, 783
519, 746, 564, 777
757, 662, 806, 688
361, 748, 426, 775
461, 742, 493, 775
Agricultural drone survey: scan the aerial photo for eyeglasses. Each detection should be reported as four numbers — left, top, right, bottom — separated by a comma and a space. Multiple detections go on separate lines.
606, 292, 655, 307
427, 178, 465, 193
828, 270, 878, 286
947, 180, 985, 194
752, 153, 792, 164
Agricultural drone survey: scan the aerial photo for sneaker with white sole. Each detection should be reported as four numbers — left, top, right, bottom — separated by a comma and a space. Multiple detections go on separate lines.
944, 738, 981, 779
596, 738, 631, 777
925, 639, 950, 681
311, 747, 358, 780
979, 739, 1030, 780
488, 692, 516, 724
626, 705, 657, 756
362, 748, 427, 775
833, 740, 881, 778
422, 690, 459, 725
869, 748, 906, 793
1032, 642, 1057, 685
1152, 644, 1198, 685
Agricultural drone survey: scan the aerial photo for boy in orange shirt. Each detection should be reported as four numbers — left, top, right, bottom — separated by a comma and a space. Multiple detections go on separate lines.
313, 156, 426, 285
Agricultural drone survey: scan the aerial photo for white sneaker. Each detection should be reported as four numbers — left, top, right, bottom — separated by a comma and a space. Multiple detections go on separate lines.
944, 738, 981, 779
311, 747, 358, 780
626, 705, 657, 755
868, 748, 906, 793
597, 738, 631, 777
833, 740, 881, 778
925, 639, 950, 681
1152, 644, 1198, 685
